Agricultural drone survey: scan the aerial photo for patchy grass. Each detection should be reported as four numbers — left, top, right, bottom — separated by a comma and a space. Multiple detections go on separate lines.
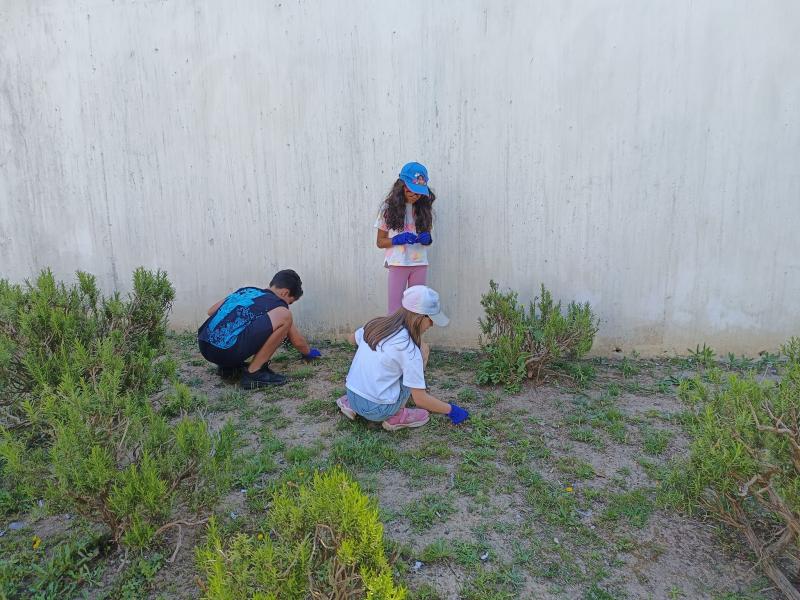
0, 337, 779, 600
600, 488, 655, 529
640, 425, 673, 456
404, 494, 457, 533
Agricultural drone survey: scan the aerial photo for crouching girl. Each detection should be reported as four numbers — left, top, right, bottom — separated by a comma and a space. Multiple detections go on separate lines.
337, 286, 469, 431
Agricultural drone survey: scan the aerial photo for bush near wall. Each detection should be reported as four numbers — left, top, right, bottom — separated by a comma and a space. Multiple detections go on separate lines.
0, 269, 234, 550
665, 338, 800, 600
197, 468, 406, 600
477, 281, 598, 392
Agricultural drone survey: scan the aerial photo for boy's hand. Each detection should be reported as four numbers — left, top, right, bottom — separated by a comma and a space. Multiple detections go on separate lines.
447, 403, 470, 425
302, 348, 322, 360
391, 232, 418, 245
417, 231, 432, 245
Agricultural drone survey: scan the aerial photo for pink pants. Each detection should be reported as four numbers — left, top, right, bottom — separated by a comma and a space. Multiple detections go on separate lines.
388, 265, 428, 313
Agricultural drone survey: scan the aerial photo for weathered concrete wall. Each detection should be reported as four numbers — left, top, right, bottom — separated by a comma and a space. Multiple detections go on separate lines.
2, 1, 799, 354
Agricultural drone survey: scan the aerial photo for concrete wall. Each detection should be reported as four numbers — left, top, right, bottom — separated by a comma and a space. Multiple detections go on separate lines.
2, 1, 799, 354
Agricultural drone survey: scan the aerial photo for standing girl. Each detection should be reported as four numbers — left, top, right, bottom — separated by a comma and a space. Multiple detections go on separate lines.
336, 285, 469, 431
376, 162, 436, 313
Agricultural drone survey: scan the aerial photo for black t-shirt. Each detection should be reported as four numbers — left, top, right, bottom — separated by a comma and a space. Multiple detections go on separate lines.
198, 287, 288, 349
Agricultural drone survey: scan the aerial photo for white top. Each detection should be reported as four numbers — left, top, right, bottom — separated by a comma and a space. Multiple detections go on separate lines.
345, 326, 426, 404
375, 203, 429, 267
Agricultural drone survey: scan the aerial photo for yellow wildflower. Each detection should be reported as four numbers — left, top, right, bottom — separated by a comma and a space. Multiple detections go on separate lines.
257, 533, 264, 541
32, 536, 42, 550
565, 486, 574, 493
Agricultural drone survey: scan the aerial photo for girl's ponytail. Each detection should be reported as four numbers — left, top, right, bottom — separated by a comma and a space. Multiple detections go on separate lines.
363, 308, 427, 351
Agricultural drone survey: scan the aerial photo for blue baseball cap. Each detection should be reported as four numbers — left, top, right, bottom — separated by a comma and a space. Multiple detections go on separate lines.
399, 162, 430, 196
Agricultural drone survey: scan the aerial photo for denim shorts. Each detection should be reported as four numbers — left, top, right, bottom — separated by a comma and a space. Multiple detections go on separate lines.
346, 384, 411, 422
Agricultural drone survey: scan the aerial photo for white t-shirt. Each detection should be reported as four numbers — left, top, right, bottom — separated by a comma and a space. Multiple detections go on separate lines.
375, 203, 429, 267
346, 326, 426, 404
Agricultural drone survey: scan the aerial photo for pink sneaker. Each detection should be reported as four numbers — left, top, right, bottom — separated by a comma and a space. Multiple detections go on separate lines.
382, 408, 430, 431
336, 395, 356, 420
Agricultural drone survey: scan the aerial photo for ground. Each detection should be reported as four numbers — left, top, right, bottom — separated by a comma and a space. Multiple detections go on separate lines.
0, 334, 781, 600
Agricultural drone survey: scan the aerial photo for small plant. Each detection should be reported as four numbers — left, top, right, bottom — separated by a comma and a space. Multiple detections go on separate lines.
600, 488, 654, 529
196, 468, 406, 599
403, 493, 456, 532
477, 281, 598, 392
664, 338, 800, 600
687, 343, 716, 368
555, 456, 596, 480
456, 388, 478, 403
726, 353, 756, 372
640, 425, 673, 456
0, 531, 110, 598
619, 356, 640, 378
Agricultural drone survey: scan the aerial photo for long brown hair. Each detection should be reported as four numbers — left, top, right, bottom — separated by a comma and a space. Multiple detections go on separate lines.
363, 308, 428, 351
381, 180, 436, 232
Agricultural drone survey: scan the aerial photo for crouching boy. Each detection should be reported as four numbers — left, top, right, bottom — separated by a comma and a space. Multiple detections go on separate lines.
197, 269, 321, 388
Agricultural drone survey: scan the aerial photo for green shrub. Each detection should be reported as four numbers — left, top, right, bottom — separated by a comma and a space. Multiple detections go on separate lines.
0, 269, 234, 549
477, 281, 598, 392
663, 337, 800, 599
197, 468, 406, 599
0, 268, 175, 439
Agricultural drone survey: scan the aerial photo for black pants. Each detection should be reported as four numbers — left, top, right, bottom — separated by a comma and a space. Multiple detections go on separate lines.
198, 317, 273, 368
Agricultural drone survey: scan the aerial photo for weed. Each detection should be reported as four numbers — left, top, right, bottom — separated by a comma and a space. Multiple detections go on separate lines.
235, 448, 278, 488
258, 405, 290, 429
212, 390, 248, 412
403, 494, 456, 532
522, 470, 580, 529
460, 565, 523, 600
558, 360, 597, 388
329, 386, 347, 399
584, 583, 623, 599
284, 443, 323, 465
111, 552, 165, 599
641, 425, 673, 456
655, 376, 678, 394
600, 489, 654, 528
0, 531, 110, 598
439, 379, 458, 390
159, 382, 206, 418
329, 429, 397, 472
619, 356, 640, 378
726, 353, 756, 372
286, 380, 308, 399
505, 436, 551, 464
290, 366, 315, 379
297, 397, 335, 417
409, 583, 443, 600
688, 343, 716, 368
555, 456, 596, 480
569, 426, 604, 448
457, 387, 478, 403
757, 350, 780, 371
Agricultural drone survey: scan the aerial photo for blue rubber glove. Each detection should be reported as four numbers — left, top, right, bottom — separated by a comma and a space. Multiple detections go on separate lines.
391, 232, 418, 245
448, 403, 470, 425
302, 348, 322, 360
416, 231, 432, 246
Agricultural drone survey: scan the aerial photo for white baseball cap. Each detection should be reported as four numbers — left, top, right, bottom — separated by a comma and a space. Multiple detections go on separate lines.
401, 285, 450, 326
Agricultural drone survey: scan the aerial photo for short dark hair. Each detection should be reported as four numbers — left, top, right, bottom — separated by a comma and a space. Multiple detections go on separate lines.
269, 269, 303, 299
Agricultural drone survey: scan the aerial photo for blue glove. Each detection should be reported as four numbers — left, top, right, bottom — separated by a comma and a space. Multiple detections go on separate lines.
448, 403, 470, 425
391, 232, 418, 245
302, 348, 322, 360
416, 231, 432, 246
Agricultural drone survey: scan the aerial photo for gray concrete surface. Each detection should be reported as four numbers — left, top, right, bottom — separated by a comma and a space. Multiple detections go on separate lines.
1, 1, 799, 353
